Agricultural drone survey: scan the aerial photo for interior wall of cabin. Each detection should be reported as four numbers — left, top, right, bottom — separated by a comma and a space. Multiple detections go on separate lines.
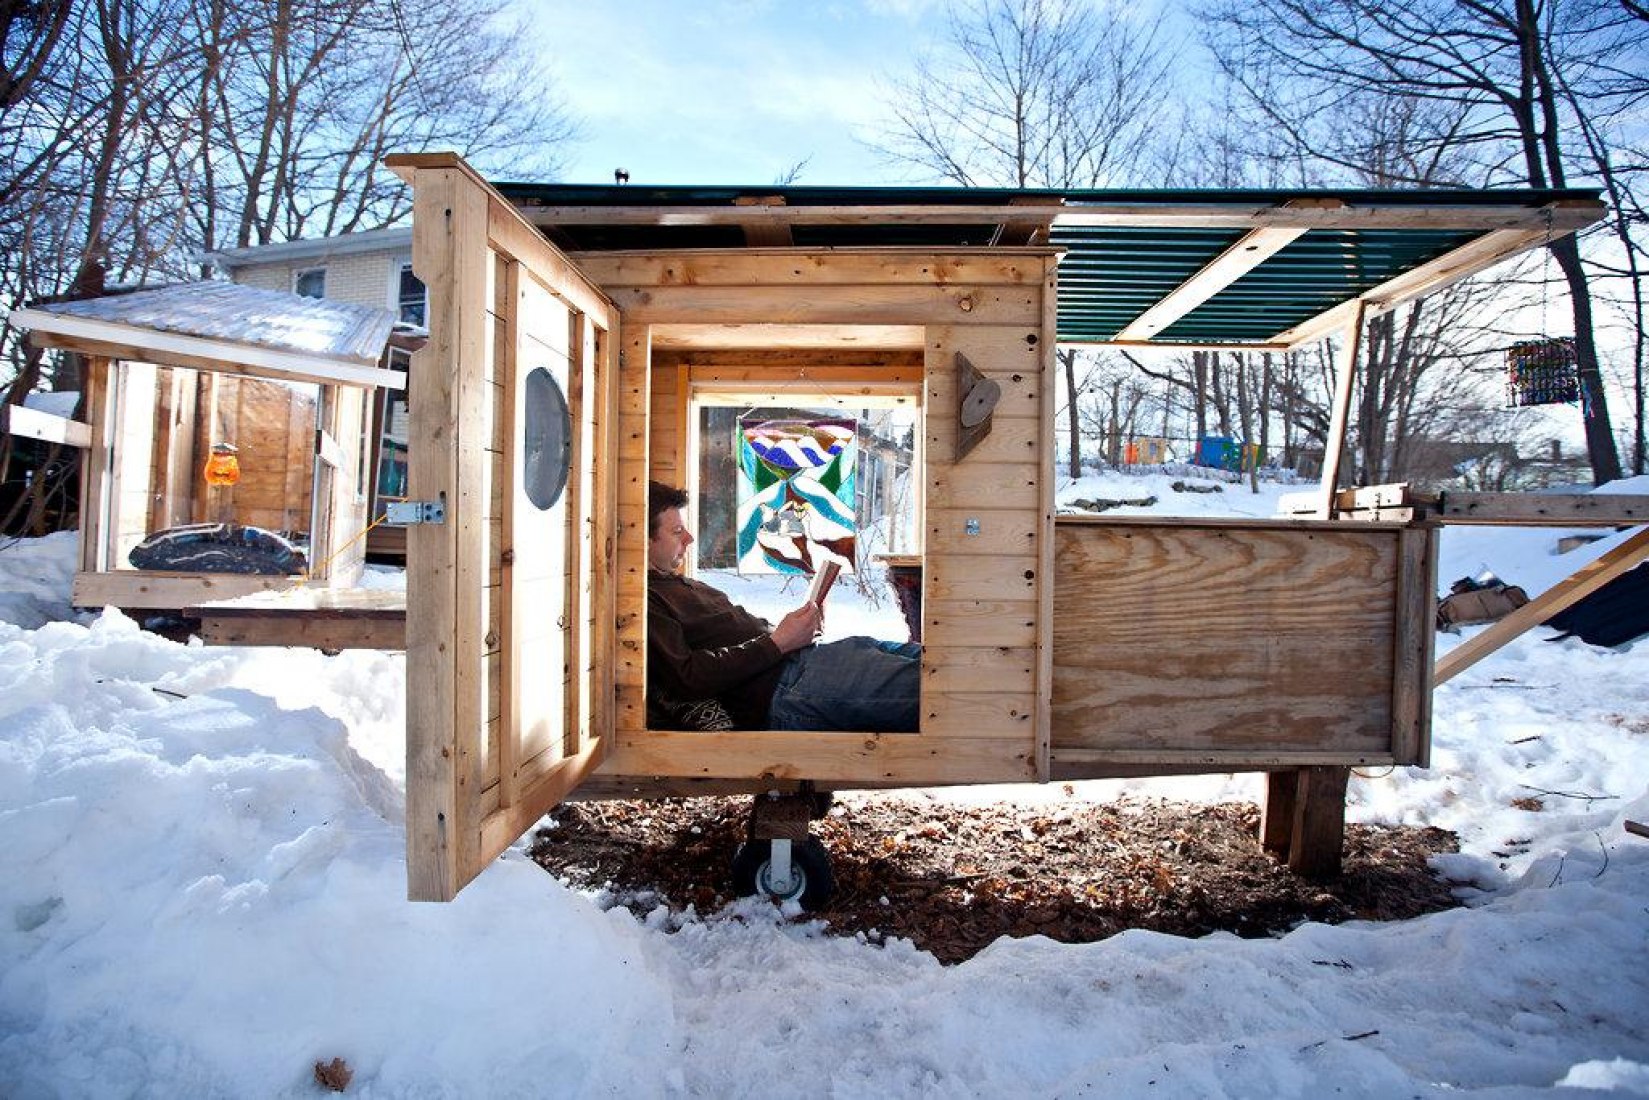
129, 365, 319, 552
600, 246, 1058, 783
648, 347, 926, 575
92, 361, 373, 586
185, 372, 318, 537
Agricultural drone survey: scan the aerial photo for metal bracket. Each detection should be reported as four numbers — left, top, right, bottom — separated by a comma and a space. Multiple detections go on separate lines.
383, 498, 446, 526
768, 838, 795, 895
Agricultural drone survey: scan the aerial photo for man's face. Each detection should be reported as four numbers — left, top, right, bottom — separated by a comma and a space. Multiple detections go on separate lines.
648, 507, 694, 573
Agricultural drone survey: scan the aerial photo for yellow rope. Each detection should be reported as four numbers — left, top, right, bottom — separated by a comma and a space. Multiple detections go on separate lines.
297, 506, 394, 586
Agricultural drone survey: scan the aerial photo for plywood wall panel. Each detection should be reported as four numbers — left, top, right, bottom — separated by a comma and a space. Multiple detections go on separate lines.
1051, 519, 1405, 762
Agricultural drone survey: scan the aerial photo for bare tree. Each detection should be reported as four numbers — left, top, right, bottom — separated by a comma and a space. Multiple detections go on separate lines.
177, 0, 577, 252
1202, 0, 1643, 484
1, 0, 578, 534
1058, 347, 1084, 477
2, 0, 578, 389
873, 0, 1176, 475
874, 0, 1174, 188
0, 0, 77, 210
1549, 38, 1649, 474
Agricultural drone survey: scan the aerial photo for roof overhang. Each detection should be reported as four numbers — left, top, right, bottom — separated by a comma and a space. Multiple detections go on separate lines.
486, 176, 1605, 351
200, 226, 413, 273
7, 282, 402, 389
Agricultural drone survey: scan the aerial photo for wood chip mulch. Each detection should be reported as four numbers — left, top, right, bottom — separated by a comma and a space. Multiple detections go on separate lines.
529, 793, 1460, 965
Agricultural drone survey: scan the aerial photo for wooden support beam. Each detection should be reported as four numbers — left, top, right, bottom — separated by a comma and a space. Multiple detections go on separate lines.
1270, 222, 1569, 349
1434, 491, 1649, 527
192, 595, 406, 649
1434, 525, 1649, 685
2, 404, 92, 448
314, 427, 347, 471
1284, 488, 1649, 528
1260, 770, 1298, 858
508, 199, 1602, 232
1115, 204, 1332, 341
519, 203, 1069, 228
13, 309, 403, 390
1280, 483, 1410, 519
1391, 526, 1436, 767
1034, 255, 1058, 781
734, 196, 795, 246
73, 569, 295, 610
1053, 201, 1602, 233
1313, 300, 1367, 518
652, 324, 925, 350
1288, 766, 1351, 880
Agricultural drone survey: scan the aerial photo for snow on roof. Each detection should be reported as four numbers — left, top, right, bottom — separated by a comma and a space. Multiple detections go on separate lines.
25, 281, 394, 365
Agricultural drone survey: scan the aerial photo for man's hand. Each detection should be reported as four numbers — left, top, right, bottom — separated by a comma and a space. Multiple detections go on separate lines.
770, 602, 823, 654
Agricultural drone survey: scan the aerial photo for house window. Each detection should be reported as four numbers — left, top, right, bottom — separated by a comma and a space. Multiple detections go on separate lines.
294, 268, 327, 298
398, 263, 426, 327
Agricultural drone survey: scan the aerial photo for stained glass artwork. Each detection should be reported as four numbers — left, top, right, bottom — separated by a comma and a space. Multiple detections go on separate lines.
1507, 338, 1581, 407
736, 415, 858, 575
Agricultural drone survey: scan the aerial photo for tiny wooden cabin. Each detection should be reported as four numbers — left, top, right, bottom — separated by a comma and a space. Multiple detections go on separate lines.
306, 156, 1616, 900
8, 282, 402, 610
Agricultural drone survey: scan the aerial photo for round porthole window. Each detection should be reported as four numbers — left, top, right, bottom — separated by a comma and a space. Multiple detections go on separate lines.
523, 367, 571, 511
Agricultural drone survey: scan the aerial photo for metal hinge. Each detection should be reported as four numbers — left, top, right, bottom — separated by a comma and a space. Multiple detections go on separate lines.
383, 498, 446, 526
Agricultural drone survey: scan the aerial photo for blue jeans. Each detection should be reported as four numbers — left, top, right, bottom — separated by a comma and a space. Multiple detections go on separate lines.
767, 637, 921, 732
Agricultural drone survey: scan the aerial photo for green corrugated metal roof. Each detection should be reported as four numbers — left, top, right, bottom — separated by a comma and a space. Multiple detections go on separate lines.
493, 181, 1603, 348
1052, 226, 1484, 344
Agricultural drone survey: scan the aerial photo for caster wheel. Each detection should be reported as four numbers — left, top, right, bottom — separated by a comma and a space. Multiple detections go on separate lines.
731, 836, 835, 909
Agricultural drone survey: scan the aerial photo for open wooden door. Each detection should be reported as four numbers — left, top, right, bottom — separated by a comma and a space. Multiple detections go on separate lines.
390, 153, 620, 901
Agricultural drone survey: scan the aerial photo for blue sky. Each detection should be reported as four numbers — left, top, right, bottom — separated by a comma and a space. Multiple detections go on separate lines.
524, 0, 951, 186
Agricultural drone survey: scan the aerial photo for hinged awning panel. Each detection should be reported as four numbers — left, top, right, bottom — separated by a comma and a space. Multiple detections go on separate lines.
8, 282, 401, 388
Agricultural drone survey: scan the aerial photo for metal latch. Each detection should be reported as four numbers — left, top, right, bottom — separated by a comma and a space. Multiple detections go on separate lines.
383, 498, 446, 526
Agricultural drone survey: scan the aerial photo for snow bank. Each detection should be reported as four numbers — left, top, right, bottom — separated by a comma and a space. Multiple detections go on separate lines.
3, 474, 1648, 1095
1, 613, 672, 1096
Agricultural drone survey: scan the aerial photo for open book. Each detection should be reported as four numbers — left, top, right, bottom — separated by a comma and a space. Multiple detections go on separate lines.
806, 558, 843, 606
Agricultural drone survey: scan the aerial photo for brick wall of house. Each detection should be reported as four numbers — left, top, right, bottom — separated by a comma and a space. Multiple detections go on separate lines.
231, 251, 410, 311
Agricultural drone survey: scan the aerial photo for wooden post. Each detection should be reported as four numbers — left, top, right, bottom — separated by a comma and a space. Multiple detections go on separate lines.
1260, 770, 1298, 858
1314, 300, 1368, 519
79, 357, 112, 574
1288, 765, 1351, 880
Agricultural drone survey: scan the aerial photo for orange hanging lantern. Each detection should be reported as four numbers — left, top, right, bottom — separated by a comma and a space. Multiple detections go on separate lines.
203, 443, 241, 487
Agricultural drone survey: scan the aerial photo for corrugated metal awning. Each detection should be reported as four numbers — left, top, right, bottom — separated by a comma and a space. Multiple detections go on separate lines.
492, 180, 1604, 349
8, 282, 402, 389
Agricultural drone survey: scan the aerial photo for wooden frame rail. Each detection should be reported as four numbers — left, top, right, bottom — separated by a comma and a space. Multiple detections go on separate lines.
1434, 525, 1649, 685
1276, 482, 1649, 687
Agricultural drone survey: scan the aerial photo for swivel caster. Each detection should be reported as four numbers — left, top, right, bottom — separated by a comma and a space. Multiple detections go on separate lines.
731, 836, 835, 909
733, 790, 836, 909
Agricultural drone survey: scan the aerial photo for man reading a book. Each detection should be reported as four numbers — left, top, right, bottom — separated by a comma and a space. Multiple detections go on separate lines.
647, 481, 920, 732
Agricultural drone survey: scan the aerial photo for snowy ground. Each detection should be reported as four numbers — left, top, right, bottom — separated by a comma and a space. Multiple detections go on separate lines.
2, 474, 1648, 1097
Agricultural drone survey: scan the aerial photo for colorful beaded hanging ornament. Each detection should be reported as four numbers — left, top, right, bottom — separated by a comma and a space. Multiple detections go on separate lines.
1505, 207, 1582, 408
1505, 337, 1580, 407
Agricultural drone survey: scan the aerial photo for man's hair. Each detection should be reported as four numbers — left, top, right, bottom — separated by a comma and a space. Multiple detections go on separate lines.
647, 480, 689, 538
